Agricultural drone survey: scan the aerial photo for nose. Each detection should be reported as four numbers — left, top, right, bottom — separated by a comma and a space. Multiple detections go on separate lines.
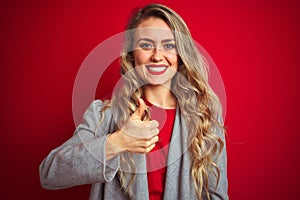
150, 48, 163, 62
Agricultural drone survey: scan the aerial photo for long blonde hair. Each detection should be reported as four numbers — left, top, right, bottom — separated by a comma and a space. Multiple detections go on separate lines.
101, 4, 225, 200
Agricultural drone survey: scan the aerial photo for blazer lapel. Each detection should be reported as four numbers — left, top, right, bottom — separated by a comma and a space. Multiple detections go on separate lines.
129, 153, 150, 200
163, 107, 196, 200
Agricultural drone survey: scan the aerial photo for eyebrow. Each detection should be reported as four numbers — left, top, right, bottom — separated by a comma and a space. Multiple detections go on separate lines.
136, 38, 175, 43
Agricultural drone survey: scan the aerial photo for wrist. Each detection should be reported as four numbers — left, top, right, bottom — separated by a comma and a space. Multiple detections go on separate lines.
107, 130, 126, 154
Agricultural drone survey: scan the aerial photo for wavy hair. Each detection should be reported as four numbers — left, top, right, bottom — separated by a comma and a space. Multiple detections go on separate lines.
100, 4, 225, 200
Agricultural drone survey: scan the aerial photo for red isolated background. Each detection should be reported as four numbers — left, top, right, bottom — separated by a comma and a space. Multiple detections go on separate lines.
1, 0, 299, 199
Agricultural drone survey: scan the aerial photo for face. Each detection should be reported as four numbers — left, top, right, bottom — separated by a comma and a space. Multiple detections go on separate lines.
133, 17, 178, 87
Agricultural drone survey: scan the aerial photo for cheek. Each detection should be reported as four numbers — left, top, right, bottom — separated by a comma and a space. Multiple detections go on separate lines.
135, 65, 147, 81
167, 54, 179, 68
133, 50, 150, 66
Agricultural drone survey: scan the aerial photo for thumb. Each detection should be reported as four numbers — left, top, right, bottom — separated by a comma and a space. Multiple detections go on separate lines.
132, 98, 146, 120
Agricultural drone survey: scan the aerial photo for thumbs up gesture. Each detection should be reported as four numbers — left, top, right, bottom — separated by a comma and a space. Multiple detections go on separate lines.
108, 98, 160, 154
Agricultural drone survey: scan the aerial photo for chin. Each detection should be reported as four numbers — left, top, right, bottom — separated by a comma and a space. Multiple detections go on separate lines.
144, 79, 172, 87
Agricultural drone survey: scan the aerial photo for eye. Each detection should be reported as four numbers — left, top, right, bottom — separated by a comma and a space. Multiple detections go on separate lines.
139, 43, 153, 50
163, 43, 176, 50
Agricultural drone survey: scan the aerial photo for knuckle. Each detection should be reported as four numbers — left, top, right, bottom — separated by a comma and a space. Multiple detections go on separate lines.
141, 141, 149, 148
142, 143, 154, 153
145, 134, 153, 140
145, 140, 152, 147
144, 141, 149, 147
153, 128, 159, 135
153, 120, 159, 127
143, 146, 149, 153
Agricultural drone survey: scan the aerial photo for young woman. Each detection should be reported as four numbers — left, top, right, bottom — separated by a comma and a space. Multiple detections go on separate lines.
40, 4, 228, 200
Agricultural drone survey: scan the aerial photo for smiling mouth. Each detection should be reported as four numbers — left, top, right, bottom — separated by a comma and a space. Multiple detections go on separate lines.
146, 64, 168, 75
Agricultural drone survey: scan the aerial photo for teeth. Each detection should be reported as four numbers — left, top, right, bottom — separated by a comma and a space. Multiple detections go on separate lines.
148, 67, 166, 72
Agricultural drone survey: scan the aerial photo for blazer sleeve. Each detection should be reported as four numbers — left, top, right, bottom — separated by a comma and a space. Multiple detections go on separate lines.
209, 115, 229, 200
39, 100, 120, 190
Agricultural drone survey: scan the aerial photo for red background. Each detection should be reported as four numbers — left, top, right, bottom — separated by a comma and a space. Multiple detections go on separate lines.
1, 0, 299, 199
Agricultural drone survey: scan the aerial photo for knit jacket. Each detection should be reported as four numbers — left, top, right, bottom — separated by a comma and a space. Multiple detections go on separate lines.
39, 100, 229, 200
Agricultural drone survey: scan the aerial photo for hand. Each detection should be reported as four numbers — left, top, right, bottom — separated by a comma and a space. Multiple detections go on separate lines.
108, 98, 159, 154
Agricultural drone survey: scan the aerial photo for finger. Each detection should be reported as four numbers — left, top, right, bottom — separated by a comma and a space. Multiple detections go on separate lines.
131, 98, 146, 120
129, 137, 158, 153
145, 143, 156, 153
132, 143, 155, 154
140, 128, 159, 140
150, 135, 159, 144
151, 128, 159, 136
145, 120, 159, 129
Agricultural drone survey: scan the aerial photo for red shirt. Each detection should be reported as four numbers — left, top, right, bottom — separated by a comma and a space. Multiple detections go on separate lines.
144, 99, 176, 200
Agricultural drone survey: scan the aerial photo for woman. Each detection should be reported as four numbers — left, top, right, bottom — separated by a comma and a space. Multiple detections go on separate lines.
40, 3, 228, 200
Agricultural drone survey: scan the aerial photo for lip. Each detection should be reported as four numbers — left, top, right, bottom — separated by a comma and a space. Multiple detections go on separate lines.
145, 64, 168, 75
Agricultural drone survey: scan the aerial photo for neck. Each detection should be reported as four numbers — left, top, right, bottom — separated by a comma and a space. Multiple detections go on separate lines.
143, 84, 177, 109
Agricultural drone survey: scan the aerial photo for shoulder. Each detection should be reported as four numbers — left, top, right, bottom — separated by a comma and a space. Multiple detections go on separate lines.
85, 99, 112, 113
82, 99, 114, 127
86, 99, 111, 111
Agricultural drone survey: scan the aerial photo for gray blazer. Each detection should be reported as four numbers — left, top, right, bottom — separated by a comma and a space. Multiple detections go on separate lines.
39, 100, 228, 199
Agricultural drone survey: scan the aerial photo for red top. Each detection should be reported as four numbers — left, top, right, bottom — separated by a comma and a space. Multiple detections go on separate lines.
144, 99, 176, 200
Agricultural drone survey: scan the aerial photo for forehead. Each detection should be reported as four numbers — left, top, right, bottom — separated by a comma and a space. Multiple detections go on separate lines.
134, 17, 174, 41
